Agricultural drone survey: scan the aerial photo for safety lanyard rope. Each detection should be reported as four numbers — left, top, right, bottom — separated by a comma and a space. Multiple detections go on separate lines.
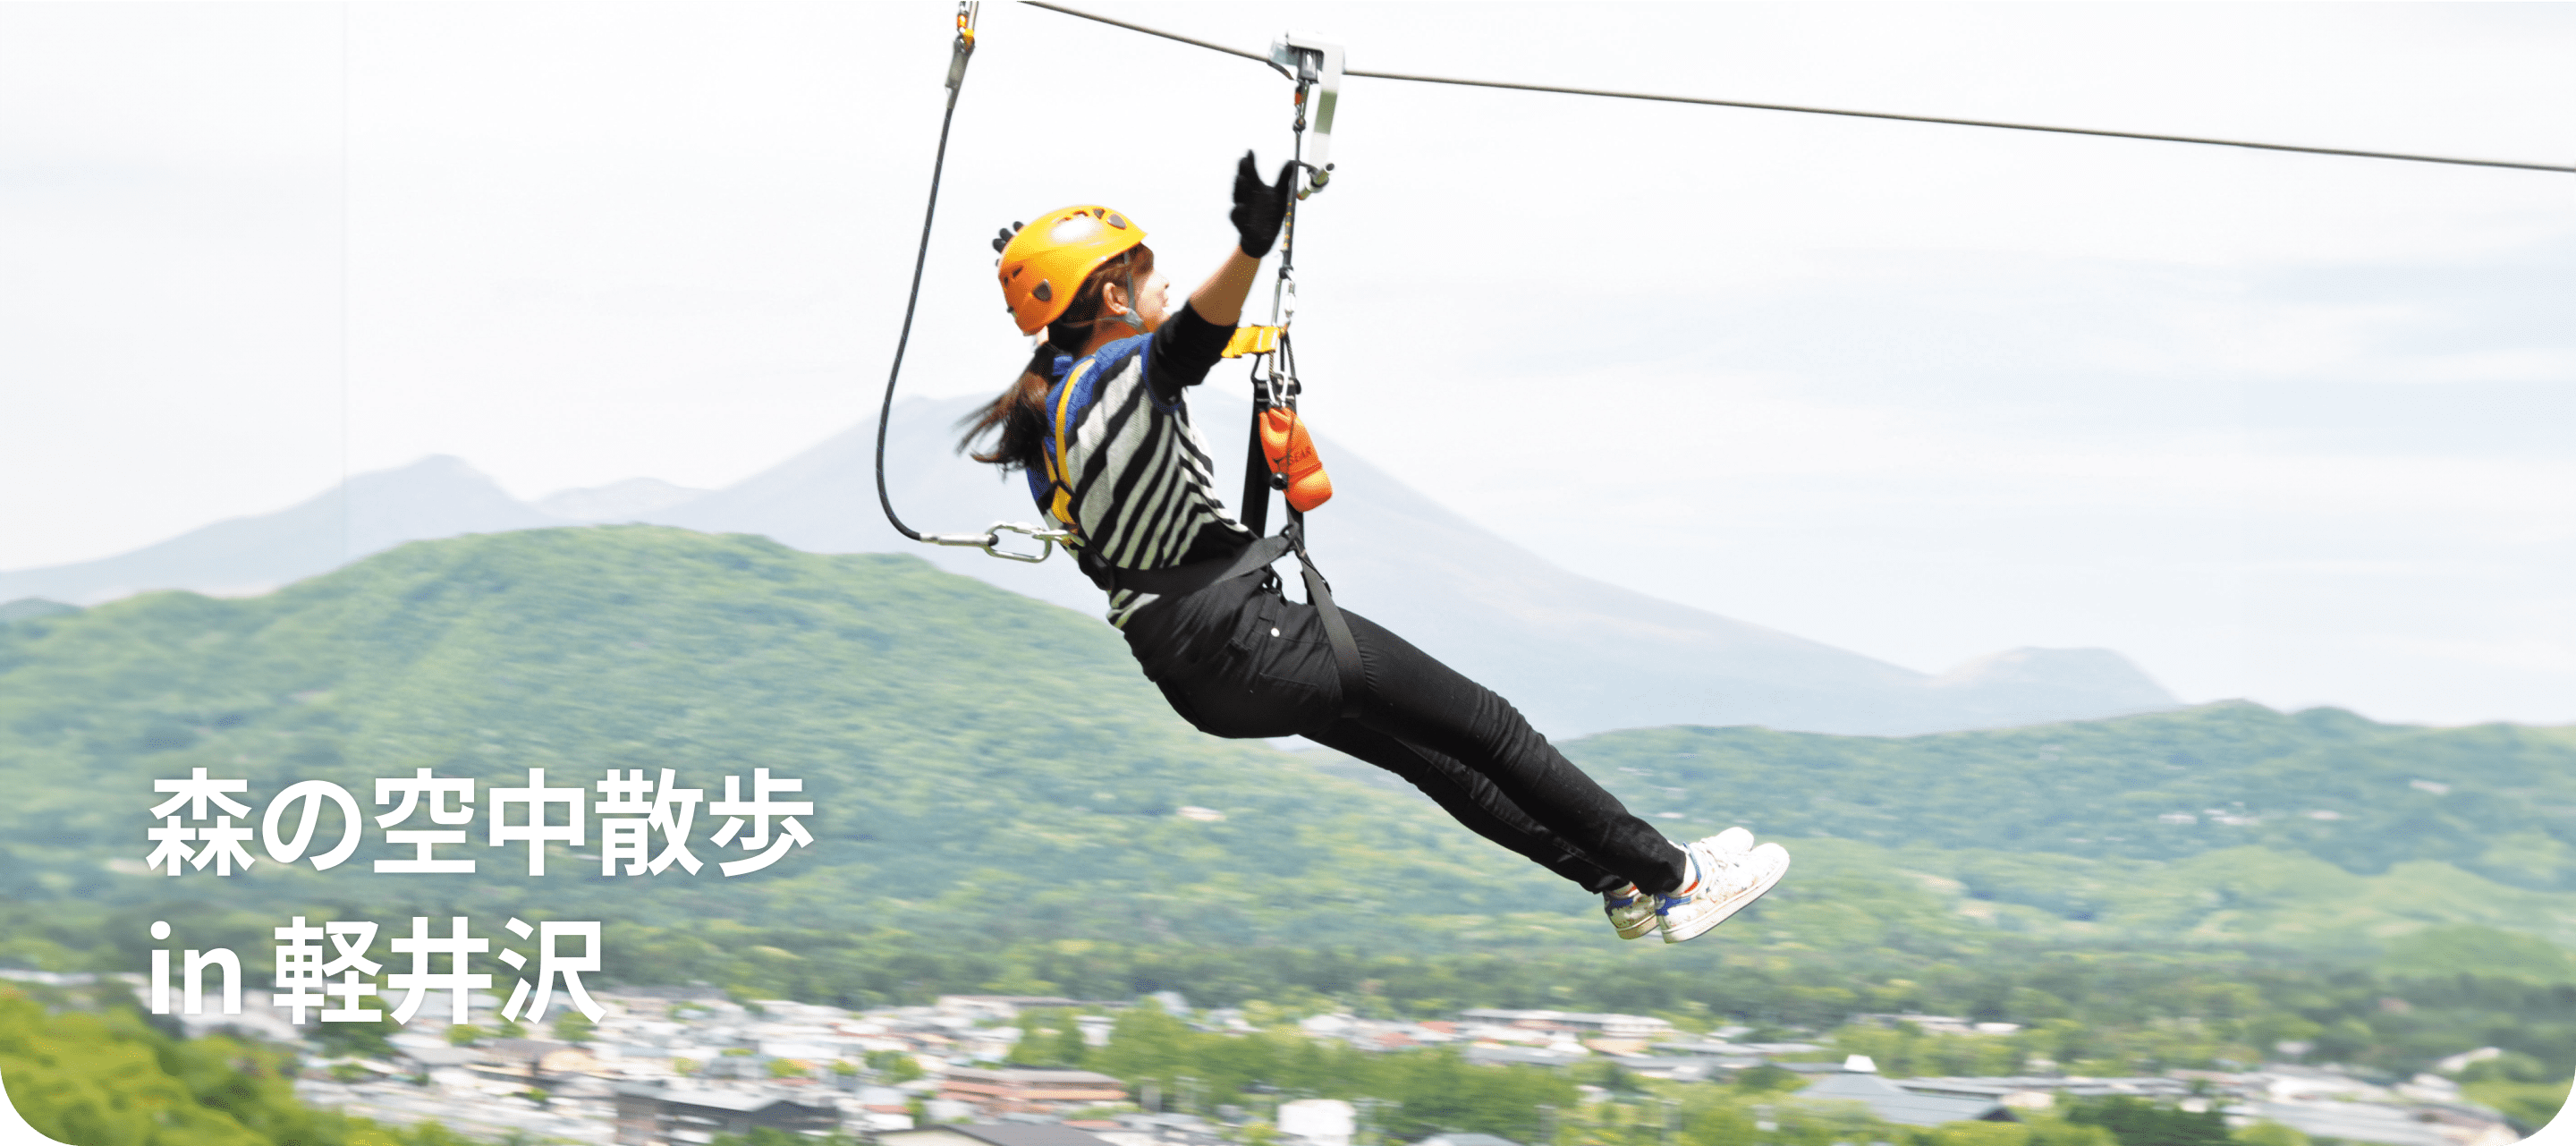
870, 3, 1074, 564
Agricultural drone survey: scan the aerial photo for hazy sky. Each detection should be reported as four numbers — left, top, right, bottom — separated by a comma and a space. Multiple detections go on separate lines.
3, 3, 2571, 726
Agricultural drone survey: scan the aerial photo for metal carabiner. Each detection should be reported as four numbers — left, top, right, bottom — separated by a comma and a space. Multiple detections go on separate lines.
916, 520, 1068, 563
979, 521, 1076, 563
1267, 267, 1297, 330
946, 3, 979, 90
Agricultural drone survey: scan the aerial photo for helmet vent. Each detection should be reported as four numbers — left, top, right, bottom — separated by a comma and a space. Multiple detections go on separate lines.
1031, 280, 1053, 302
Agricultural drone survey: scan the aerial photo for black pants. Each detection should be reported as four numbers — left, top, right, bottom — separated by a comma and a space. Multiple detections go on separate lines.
1123, 570, 1689, 896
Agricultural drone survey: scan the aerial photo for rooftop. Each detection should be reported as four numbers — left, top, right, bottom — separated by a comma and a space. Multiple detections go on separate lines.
1798, 1072, 2017, 1127
944, 1066, 1125, 1085
609, 1082, 838, 1114
888, 1123, 1121, 1146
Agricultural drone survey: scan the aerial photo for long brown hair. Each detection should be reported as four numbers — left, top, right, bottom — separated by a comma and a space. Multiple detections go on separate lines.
957, 245, 1156, 471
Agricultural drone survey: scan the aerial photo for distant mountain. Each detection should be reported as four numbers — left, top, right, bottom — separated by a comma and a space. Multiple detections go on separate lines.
533, 477, 711, 522
642, 394, 2178, 737
1925, 647, 2180, 726
0, 598, 78, 624
0, 456, 566, 606
0, 400, 2178, 736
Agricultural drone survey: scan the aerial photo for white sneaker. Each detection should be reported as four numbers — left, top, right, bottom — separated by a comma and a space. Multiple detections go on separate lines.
1657, 839, 1790, 945
1605, 827, 1751, 940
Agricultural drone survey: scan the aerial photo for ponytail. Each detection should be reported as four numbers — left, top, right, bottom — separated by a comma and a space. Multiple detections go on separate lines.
956, 343, 1061, 471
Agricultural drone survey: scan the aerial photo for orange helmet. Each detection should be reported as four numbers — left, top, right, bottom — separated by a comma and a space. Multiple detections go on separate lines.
996, 205, 1146, 335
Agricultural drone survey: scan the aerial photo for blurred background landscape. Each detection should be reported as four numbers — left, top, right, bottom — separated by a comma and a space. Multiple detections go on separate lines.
4, 503, 2572, 1145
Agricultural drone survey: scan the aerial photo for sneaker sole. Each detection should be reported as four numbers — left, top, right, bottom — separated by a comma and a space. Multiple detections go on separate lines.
1611, 829, 1756, 941
1661, 850, 1790, 945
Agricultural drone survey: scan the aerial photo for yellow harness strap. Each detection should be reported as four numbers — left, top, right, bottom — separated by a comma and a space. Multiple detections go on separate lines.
1221, 326, 1282, 359
1046, 361, 1091, 534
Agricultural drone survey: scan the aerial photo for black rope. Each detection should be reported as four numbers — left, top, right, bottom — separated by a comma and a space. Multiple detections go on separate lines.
1020, 1, 2576, 175
872, 47, 971, 543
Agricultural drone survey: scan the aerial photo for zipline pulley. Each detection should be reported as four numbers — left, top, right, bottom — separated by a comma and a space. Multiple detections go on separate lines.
1267, 35, 1343, 199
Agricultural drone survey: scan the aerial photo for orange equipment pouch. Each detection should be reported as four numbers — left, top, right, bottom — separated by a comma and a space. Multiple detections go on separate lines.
1260, 405, 1333, 513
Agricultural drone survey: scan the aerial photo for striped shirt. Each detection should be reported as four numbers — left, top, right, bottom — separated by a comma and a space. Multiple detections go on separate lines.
1029, 303, 1253, 626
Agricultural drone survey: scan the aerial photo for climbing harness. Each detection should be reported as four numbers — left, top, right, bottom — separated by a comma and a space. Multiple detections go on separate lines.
868, 8, 1366, 713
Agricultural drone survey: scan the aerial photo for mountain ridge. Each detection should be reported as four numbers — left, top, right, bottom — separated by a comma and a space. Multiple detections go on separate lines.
1, 399, 2176, 736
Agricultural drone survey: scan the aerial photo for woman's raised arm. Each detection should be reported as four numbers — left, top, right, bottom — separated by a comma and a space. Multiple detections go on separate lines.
1190, 152, 1296, 327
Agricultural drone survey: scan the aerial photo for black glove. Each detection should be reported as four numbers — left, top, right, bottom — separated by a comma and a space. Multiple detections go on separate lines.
1230, 151, 1297, 259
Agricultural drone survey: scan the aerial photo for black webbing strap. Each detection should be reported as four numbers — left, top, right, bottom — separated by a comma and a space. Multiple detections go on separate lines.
1080, 526, 1365, 719
1077, 534, 1293, 598
1238, 395, 1272, 538
1284, 519, 1366, 719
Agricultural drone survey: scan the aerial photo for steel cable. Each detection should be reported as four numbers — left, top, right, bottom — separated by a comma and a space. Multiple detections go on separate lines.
1021, 1, 2575, 174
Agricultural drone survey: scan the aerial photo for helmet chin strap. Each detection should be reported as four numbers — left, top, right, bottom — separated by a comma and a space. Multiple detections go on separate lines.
1068, 255, 1148, 345
1113, 259, 1147, 333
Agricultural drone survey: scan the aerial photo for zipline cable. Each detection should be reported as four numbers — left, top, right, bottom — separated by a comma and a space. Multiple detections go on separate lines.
1020, 0, 2576, 175
883, 4, 2562, 565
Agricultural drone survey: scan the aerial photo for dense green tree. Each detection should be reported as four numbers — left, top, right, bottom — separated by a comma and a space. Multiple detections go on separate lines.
1008, 1007, 1089, 1068
552, 1010, 596, 1045
2064, 1096, 2230, 1146
310, 1010, 400, 1059
0, 989, 458, 1146
866, 1048, 925, 1082
2231, 1122, 2309, 1146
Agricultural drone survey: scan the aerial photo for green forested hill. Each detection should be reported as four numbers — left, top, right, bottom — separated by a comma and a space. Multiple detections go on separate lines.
1560, 711, 2576, 890
1551, 712, 2576, 961
1, 525, 2570, 977
0, 526, 1578, 951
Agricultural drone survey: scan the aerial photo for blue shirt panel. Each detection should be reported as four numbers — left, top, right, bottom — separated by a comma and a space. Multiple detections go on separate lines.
1026, 334, 1159, 517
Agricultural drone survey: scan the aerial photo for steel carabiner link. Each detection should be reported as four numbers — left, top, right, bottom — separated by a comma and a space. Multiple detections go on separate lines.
980, 521, 1077, 563
946, 3, 979, 89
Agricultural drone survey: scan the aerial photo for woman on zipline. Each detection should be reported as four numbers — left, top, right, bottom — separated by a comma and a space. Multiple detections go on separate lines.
959, 154, 1789, 944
